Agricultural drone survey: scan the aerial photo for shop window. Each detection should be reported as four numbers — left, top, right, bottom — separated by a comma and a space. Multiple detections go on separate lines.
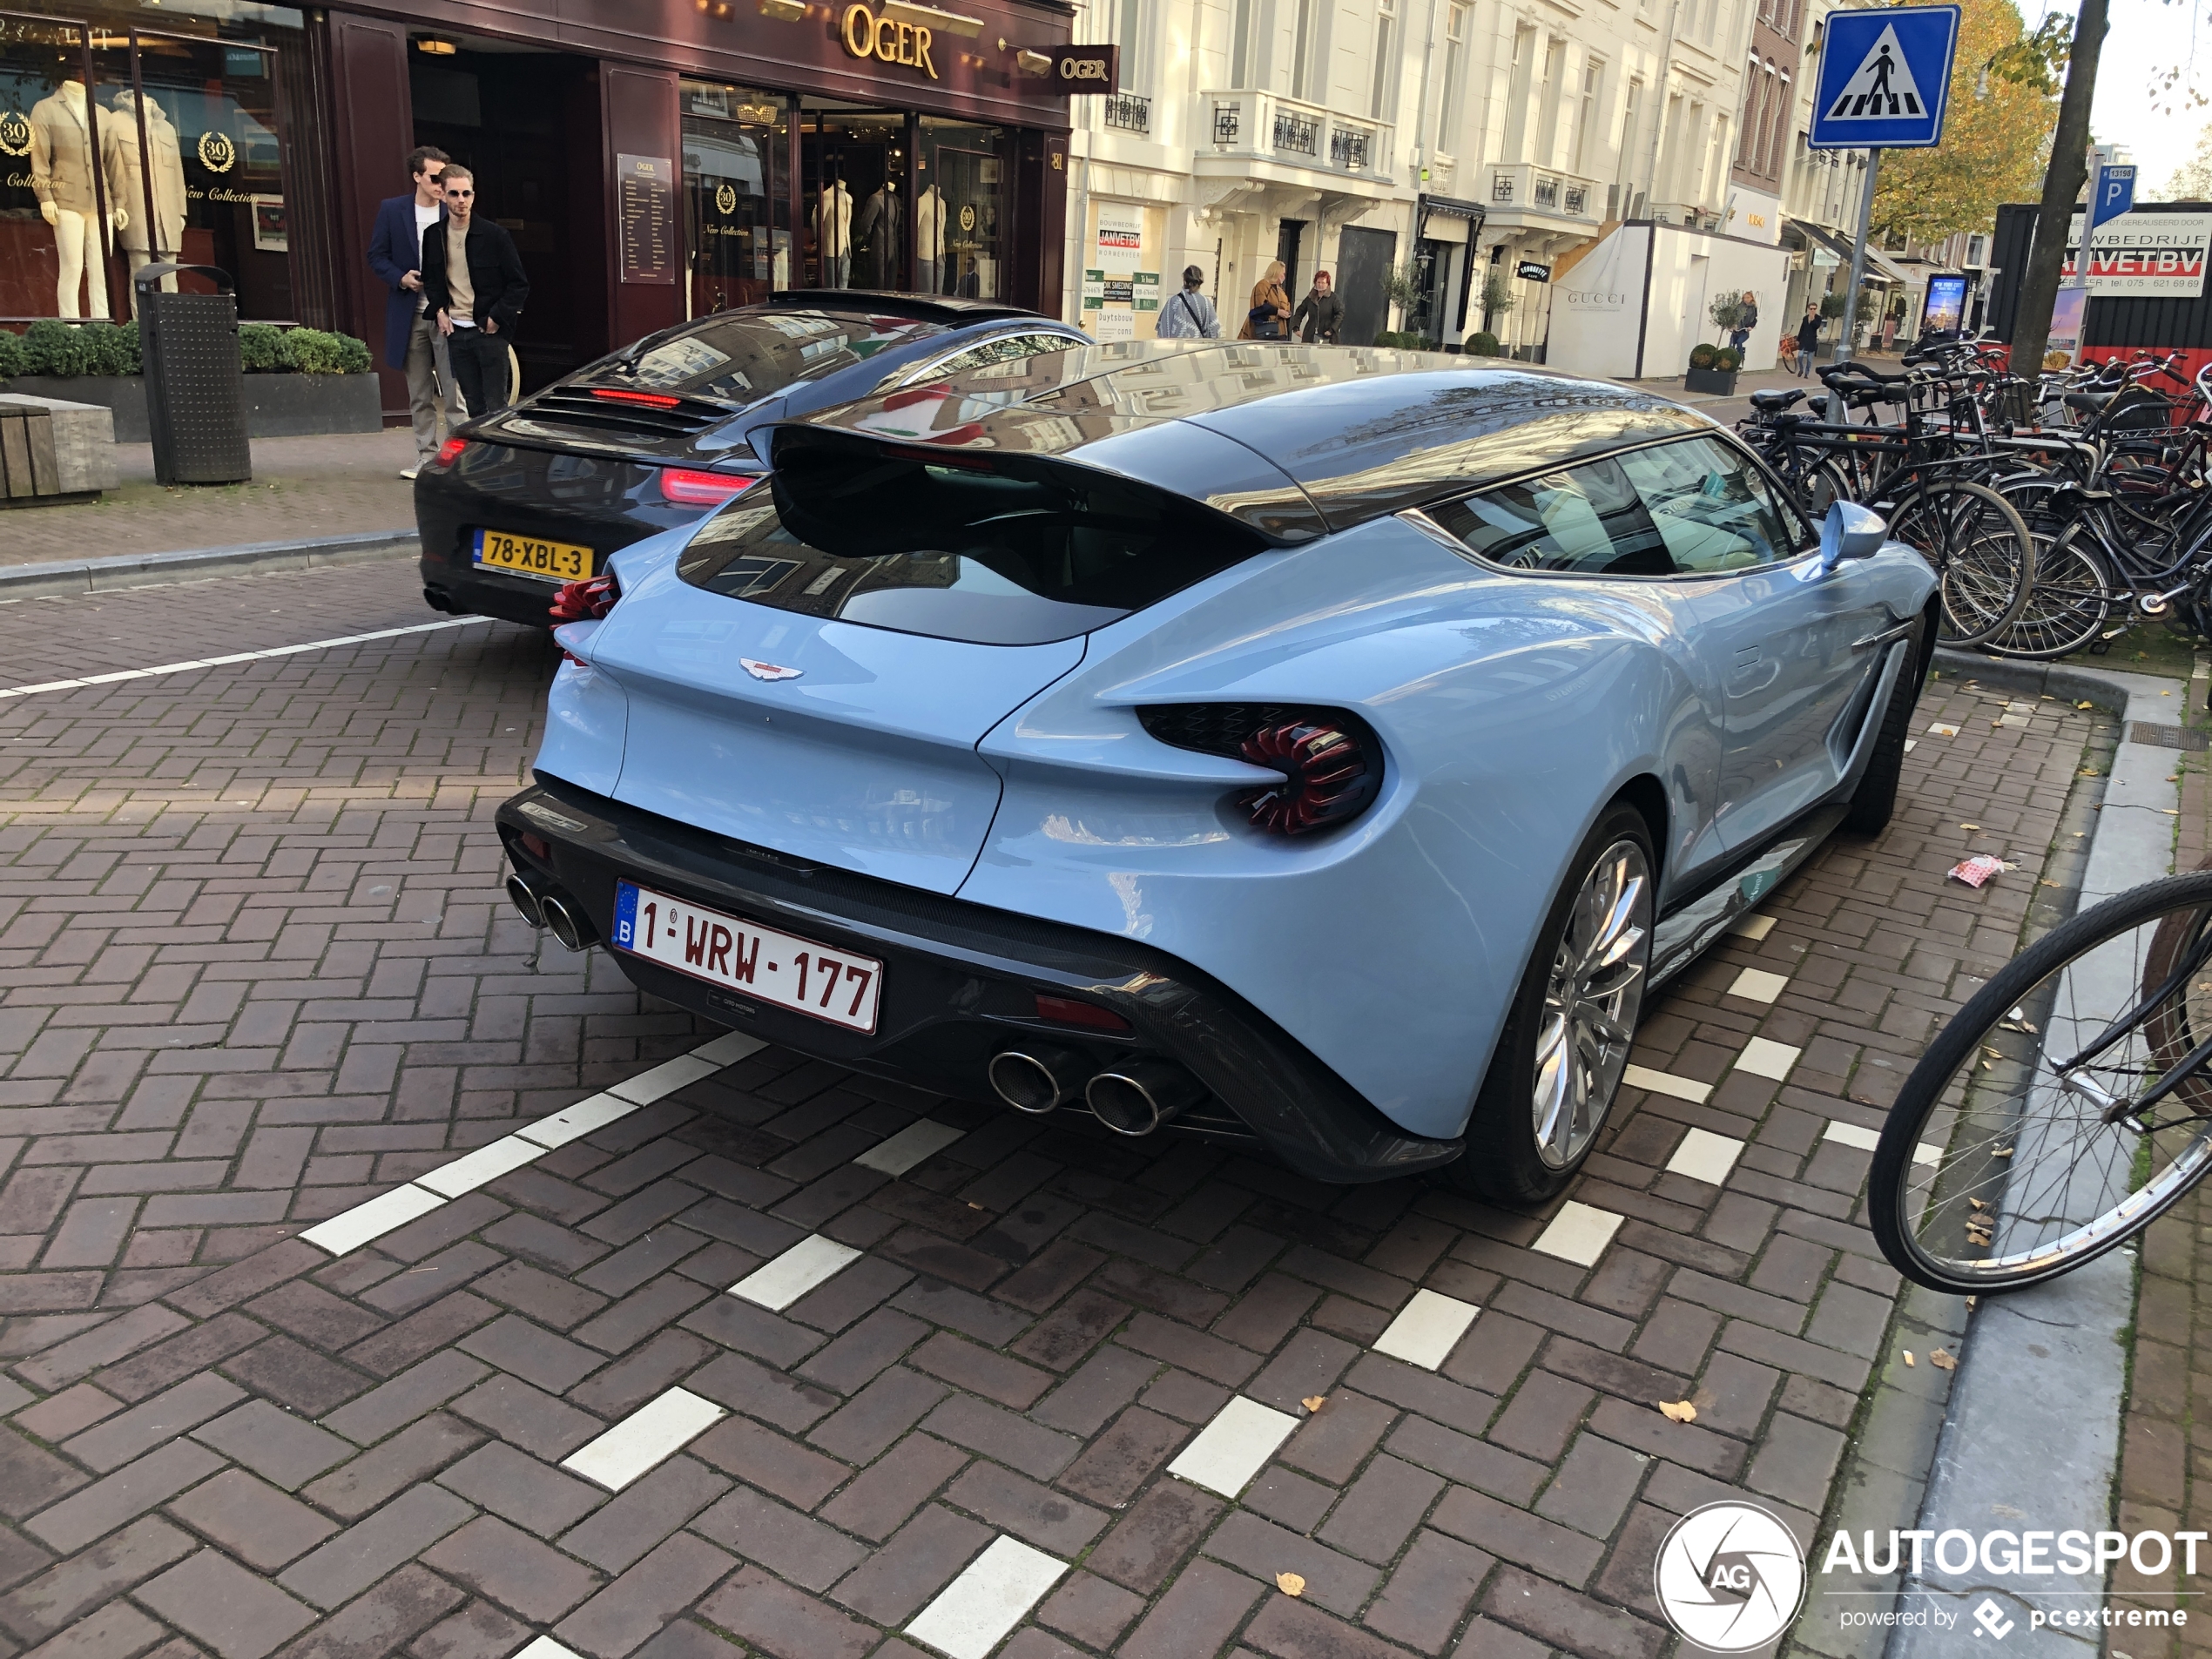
131, 32, 286, 319
681, 79, 786, 318
918, 117, 1001, 300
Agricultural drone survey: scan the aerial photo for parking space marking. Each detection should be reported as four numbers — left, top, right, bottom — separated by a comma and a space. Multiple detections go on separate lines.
1729, 913, 1777, 941
1167, 1396, 1303, 1498
1727, 968, 1791, 1003
1371, 1289, 1481, 1370
854, 1119, 966, 1177
1622, 1064, 1711, 1104
729, 1234, 863, 1311
1665, 1128, 1746, 1186
413, 1135, 546, 1198
0, 617, 493, 698
904, 1535, 1069, 1659
299, 1184, 446, 1257
1734, 1037, 1803, 1082
560, 1387, 727, 1491
1530, 1200, 1623, 1267
608, 1053, 725, 1104
516, 1092, 643, 1150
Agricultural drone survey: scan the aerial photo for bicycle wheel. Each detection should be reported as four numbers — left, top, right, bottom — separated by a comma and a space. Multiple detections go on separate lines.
1983, 524, 2112, 659
1870, 871, 2212, 1294
1887, 478, 2036, 648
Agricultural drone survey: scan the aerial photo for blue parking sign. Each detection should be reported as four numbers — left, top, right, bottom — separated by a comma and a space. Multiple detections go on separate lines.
1808, 5, 1961, 149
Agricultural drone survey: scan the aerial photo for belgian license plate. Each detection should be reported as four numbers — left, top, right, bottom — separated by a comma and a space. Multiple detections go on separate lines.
612, 880, 883, 1035
474, 528, 590, 582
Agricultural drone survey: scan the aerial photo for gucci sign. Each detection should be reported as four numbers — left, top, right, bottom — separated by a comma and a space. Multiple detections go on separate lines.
841, 4, 939, 80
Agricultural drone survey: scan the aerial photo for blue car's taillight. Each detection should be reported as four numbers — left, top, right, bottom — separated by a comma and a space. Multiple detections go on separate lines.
1136, 704, 1384, 837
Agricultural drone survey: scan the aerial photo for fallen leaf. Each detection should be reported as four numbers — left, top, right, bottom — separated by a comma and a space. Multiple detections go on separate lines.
2079, 700, 2094, 709
1657, 1399, 1698, 1423
1902, 1351, 1917, 1366
1969, 1197, 1989, 1210
1966, 1296, 1978, 1309
1993, 1145, 2014, 1158
1301, 1397, 1326, 1413
1277, 1573, 1306, 1597
1930, 1349, 1958, 1371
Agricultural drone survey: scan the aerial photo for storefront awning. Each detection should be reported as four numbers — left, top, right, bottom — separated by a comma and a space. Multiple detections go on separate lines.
1863, 246, 1915, 286
1785, 218, 1858, 266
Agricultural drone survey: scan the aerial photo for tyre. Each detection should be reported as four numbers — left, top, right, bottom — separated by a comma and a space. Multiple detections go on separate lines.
1869, 870, 2212, 1294
1448, 803, 1654, 1204
1839, 615, 1927, 836
1984, 525, 2112, 660
1887, 479, 2036, 649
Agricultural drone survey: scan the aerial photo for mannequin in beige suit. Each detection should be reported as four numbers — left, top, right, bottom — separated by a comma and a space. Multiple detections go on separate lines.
30, 80, 125, 316
815, 181, 851, 287
107, 90, 185, 293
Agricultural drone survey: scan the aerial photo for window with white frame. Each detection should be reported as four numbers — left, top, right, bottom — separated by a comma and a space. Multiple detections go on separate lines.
1502, 22, 1537, 158
1291, 0, 1320, 102
1115, 0, 1146, 92
1439, 3, 1471, 152
1571, 57, 1604, 173
1231, 0, 1254, 85
1372, 0, 1399, 119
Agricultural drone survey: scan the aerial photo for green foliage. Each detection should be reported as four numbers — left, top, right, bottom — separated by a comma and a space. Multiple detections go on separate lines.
1689, 341, 1719, 369
1820, 292, 1847, 319
21, 318, 95, 376
1715, 346, 1743, 372
279, 327, 373, 374
1468, 331, 1501, 357
8, 318, 374, 377
0, 327, 22, 380
1709, 296, 1747, 336
239, 323, 287, 372
84, 321, 139, 376
1373, 329, 1428, 349
1480, 273, 1519, 321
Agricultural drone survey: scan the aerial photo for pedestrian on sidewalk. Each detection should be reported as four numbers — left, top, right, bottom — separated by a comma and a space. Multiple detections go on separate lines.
1730, 289, 1758, 354
1795, 303, 1821, 376
1155, 266, 1220, 338
421, 165, 530, 421
368, 145, 463, 481
1291, 269, 1344, 343
1239, 261, 1291, 341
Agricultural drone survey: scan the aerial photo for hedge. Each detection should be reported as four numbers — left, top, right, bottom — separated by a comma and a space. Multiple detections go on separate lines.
0, 320, 372, 379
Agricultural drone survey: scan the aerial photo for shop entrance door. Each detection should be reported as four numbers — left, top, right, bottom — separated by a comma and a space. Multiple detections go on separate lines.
799, 103, 908, 290
1337, 226, 1396, 349
409, 39, 605, 393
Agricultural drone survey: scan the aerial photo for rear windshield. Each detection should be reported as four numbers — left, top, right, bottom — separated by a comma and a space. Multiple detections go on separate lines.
577, 311, 942, 407
673, 434, 1268, 644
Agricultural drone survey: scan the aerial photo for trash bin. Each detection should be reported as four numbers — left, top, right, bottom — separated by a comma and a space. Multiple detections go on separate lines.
135, 263, 251, 487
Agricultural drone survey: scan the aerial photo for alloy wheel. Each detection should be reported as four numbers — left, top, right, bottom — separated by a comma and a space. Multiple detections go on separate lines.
1531, 838, 1652, 1169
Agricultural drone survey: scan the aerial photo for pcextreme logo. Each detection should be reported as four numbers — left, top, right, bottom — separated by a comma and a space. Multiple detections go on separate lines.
1655, 1503, 1807, 1652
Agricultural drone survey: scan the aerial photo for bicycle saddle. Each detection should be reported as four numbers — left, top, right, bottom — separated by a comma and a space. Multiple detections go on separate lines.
1749, 388, 1807, 411
2065, 391, 2116, 414
1831, 362, 1917, 385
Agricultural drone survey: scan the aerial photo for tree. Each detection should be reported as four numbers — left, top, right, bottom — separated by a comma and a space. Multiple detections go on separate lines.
2008, 0, 2107, 386
1870, 0, 2062, 245
2166, 123, 2212, 199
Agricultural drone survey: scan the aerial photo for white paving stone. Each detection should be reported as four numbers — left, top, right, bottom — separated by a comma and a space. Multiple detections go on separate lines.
853, 1119, 966, 1177
1727, 968, 1791, 1003
561, 1387, 727, 1490
516, 1093, 640, 1150
1734, 1037, 1803, 1082
729, 1234, 863, 1311
691, 1030, 768, 1068
608, 1053, 721, 1104
1622, 1064, 1710, 1104
414, 1135, 546, 1198
1166, 1396, 1302, 1498
905, 1535, 1069, 1659
1530, 1200, 1623, 1267
1822, 1119, 1880, 1152
1371, 1289, 1480, 1371
1665, 1128, 1745, 1186
511, 1640, 586, 1659
299, 1184, 444, 1256
1728, 913, 1777, 941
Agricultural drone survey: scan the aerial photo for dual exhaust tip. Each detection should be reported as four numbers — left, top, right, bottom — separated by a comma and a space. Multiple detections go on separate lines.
506, 869, 598, 952
988, 1046, 1205, 1137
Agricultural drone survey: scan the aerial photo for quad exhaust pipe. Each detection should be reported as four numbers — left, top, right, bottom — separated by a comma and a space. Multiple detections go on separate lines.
505, 868, 599, 952
988, 1048, 1206, 1136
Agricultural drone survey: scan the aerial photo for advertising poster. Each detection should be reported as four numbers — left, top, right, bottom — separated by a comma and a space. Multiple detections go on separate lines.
2060, 209, 2212, 296
1095, 201, 1143, 275
1922, 272, 1966, 333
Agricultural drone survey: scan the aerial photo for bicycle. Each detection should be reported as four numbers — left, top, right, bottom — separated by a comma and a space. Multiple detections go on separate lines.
1870, 869, 2212, 1293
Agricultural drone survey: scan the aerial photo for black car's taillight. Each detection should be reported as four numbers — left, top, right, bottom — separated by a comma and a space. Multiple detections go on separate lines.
1136, 704, 1384, 837
550, 572, 620, 624
427, 436, 468, 470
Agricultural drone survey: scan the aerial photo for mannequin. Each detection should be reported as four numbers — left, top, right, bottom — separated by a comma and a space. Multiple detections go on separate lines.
30, 81, 125, 317
814, 180, 851, 287
915, 184, 947, 294
852, 179, 900, 291
106, 90, 185, 294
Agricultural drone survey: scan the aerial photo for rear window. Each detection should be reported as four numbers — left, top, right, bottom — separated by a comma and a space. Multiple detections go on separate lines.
578, 311, 942, 407
673, 433, 1268, 644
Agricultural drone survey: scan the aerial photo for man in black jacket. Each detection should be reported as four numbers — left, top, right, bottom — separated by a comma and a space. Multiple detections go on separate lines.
421, 165, 529, 416
1291, 269, 1345, 344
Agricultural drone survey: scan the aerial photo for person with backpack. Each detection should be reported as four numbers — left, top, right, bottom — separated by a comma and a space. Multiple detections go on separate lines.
1155, 266, 1220, 339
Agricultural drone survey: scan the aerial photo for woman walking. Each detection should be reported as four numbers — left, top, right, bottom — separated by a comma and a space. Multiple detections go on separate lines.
1155, 266, 1220, 338
1239, 260, 1291, 341
1794, 303, 1822, 376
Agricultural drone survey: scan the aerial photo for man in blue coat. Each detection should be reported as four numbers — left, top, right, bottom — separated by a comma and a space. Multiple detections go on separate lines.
368, 146, 461, 479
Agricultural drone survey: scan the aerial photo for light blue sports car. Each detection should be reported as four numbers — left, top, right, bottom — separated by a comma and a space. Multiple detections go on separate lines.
496, 342, 1938, 1202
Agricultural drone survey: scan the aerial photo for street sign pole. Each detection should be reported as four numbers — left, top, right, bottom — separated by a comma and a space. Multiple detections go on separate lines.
1835, 147, 1882, 364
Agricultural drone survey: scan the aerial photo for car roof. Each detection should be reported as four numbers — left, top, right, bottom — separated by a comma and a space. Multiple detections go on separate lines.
765, 289, 1059, 327
779, 340, 1717, 540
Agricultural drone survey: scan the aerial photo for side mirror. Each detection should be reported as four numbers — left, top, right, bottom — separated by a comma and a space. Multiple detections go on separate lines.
1819, 500, 1887, 571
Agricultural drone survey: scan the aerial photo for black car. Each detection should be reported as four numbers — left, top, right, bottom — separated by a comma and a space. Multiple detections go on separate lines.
415, 291, 1086, 628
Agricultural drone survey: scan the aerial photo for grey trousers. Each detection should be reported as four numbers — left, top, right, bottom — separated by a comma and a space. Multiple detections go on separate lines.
405, 311, 464, 459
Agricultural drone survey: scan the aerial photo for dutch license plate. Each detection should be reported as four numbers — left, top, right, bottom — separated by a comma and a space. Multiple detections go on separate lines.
612, 880, 883, 1035
474, 528, 591, 583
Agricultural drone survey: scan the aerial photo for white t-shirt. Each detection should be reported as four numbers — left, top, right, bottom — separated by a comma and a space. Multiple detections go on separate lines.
413, 201, 439, 314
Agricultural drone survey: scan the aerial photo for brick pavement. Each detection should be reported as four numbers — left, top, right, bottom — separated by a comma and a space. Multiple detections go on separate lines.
2, 433, 418, 570
0, 601, 2107, 1659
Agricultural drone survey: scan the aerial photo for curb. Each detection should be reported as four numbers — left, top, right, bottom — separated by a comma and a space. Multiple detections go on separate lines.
0, 529, 420, 602
1885, 652, 2182, 1657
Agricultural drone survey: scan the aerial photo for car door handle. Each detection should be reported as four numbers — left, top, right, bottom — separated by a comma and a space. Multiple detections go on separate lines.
1851, 620, 1918, 651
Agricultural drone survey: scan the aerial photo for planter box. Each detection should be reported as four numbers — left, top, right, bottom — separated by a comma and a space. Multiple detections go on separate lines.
3, 374, 383, 443
1684, 365, 1738, 395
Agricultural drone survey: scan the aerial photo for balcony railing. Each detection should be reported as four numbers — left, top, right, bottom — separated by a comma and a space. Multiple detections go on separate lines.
1199, 90, 1391, 181
1487, 163, 1602, 221
1102, 91, 1150, 135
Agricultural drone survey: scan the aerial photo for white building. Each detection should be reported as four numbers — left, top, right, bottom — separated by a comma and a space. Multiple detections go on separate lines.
1062, 0, 1793, 377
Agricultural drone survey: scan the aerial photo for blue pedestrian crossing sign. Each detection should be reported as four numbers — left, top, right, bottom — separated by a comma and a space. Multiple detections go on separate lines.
1808, 5, 1961, 149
